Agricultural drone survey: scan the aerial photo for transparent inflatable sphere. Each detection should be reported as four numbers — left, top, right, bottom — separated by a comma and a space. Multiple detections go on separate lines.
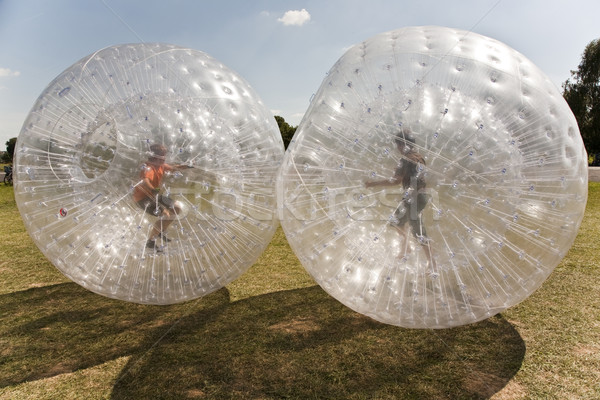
277, 26, 588, 328
15, 43, 284, 304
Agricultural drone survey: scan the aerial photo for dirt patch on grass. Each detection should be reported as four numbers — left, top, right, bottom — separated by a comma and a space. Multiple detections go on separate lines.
27, 283, 49, 289
47, 362, 73, 376
0, 342, 14, 357
461, 369, 506, 398
491, 379, 527, 399
186, 388, 206, 398
26, 362, 75, 382
148, 319, 169, 329
268, 317, 320, 334
574, 343, 600, 357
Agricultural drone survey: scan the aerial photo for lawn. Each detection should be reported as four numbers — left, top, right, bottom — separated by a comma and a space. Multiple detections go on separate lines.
0, 182, 598, 399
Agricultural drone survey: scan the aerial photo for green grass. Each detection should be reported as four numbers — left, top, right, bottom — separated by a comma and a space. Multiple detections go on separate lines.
0, 183, 599, 399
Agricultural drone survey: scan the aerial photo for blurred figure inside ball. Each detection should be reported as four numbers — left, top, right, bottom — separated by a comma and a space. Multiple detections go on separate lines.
365, 128, 436, 270
132, 143, 192, 251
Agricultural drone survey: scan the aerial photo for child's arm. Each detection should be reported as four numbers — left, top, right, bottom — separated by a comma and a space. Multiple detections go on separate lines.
365, 167, 403, 188
165, 163, 194, 171
365, 176, 402, 188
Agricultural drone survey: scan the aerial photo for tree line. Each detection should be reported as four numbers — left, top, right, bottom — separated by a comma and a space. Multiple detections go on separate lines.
563, 38, 600, 164
1, 138, 16, 164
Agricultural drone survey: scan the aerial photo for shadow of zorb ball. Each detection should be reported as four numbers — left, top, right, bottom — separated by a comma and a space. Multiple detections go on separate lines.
15, 43, 284, 304
277, 26, 587, 328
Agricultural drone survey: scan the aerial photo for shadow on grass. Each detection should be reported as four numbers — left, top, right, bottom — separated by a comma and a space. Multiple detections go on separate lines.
0, 282, 525, 399
0, 282, 231, 387
110, 286, 525, 399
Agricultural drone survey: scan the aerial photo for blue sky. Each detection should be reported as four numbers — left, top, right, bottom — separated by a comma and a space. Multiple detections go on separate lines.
0, 0, 599, 148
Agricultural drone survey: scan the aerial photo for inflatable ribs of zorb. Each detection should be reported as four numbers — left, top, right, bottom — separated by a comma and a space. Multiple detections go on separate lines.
15, 43, 284, 304
277, 26, 588, 328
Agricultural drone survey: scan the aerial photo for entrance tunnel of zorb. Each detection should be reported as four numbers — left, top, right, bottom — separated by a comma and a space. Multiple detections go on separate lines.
14, 43, 284, 304
277, 26, 588, 328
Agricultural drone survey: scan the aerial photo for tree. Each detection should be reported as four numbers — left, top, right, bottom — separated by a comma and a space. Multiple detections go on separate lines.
274, 115, 297, 149
2, 137, 16, 163
563, 38, 600, 162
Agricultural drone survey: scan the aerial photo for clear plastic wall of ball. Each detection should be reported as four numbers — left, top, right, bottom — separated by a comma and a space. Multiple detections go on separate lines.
15, 43, 284, 304
277, 26, 588, 328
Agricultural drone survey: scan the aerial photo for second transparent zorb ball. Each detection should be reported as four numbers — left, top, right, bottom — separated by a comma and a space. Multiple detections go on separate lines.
277, 26, 587, 328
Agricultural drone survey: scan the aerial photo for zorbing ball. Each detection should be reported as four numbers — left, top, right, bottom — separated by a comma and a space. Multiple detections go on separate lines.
277, 26, 588, 328
15, 43, 284, 304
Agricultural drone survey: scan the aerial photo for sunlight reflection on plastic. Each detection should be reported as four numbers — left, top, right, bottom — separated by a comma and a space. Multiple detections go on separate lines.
15, 43, 284, 304
277, 26, 588, 328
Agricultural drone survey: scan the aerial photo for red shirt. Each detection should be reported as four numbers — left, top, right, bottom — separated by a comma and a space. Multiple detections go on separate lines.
132, 163, 166, 202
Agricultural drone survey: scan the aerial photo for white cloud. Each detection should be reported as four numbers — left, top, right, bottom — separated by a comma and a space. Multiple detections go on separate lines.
278, 9, 311, 26
0, 68, 20, 78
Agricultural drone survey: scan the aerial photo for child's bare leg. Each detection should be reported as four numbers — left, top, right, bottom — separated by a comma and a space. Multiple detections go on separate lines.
149, 209, 172, 240
151, 205, 181, 240
422, 240, 437, 273
395, 225, 411, 259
